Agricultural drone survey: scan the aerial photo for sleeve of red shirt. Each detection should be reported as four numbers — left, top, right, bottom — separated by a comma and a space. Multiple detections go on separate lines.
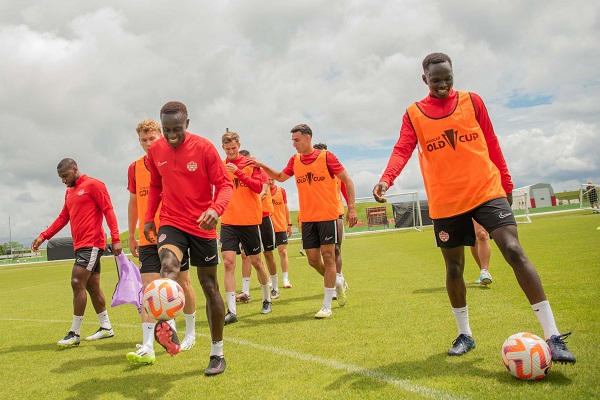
340, 181, 349, 204
325, 151, 346, 177
39, 201, 70, 242
380, 112, 419, 188
282, 155, 296, 176
470, 93, 514, 194
127, 161, 136, 194
206, 144, 233, 216
89, 180, 120, 243
281, 187, 287, 204
233, 160, 264, 194
145, 149, 162, 223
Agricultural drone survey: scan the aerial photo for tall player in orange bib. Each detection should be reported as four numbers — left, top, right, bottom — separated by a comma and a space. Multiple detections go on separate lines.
126, 119, 198, 365
252, 124, 358, 319
373, 53, 575, 364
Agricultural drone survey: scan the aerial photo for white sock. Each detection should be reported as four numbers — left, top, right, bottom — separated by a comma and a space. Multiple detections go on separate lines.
261, 284, 271, 302
452, 306, 472, 337
335, 275, 343, 291
142, 323, 155, 350
270, 274, 278, 291
323, 287, 335, 309
184, 312, 196, 337
70, 315, 84, 335
532, 300, 560, 339
226, 292, 237, 315
210, 340, 224, 357
242, 278, 251, 295
282, 272, 289, 282
167, 319, 177, 332
97, 310, 111, 330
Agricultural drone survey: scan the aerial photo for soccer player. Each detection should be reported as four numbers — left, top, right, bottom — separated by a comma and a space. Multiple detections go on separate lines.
313, 143, 349, 292
235, 150, 283, 302
372, 53, 575, 363
31, 158, 122, 347
220, 133, 272, 324
471, 220, 492, 285
252, 124, 358, 318
143, 101, 232, 376
125, 119, 198, 365
269, 178, 293, 289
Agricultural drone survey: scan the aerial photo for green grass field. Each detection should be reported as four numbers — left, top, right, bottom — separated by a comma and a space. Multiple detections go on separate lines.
1, 211, 599, 399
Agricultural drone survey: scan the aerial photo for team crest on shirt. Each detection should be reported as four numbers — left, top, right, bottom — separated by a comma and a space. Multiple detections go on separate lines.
439, 230, 450, 242
187, 161, 197, 171
78, 189, 85, 196
158, 234, 166, 243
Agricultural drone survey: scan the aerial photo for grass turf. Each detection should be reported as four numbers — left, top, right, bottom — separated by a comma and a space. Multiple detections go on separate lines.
0, 210, 598, 399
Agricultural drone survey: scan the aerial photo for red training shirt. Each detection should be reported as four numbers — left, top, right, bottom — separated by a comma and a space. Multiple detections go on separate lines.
145, 133, 233, 238
39, 174, 120, 251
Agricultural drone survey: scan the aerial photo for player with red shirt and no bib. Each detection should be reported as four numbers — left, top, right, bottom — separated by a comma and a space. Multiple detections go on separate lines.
143, 101, 233, 376
32, 158, 122, 348
125, 119, 198, 365
252, 124, 358, 319
373, 52, 575, 364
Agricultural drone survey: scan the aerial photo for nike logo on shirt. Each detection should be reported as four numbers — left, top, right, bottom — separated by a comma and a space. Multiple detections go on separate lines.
157, 161, 167, 167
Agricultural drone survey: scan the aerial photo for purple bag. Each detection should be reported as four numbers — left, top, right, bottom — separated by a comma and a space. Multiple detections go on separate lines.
111, 252, 143, 314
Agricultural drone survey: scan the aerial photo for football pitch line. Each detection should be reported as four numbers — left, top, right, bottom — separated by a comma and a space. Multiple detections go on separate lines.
1, 317, 464, 400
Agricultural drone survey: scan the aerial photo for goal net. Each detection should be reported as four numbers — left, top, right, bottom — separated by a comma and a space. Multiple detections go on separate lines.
353, 191, 423, 235
579, 183, 600, 211
511, 188, 531, 223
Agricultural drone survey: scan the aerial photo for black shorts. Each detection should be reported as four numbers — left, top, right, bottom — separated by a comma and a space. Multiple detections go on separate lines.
74, 247, 103, 274
139, 245, 190, 274
157, 225, 219, 267
259, 216, 276, 252
432, 197, 516, 248
275, 231, 288, 246
220, 225, 262, 256
301, 220, 338, 249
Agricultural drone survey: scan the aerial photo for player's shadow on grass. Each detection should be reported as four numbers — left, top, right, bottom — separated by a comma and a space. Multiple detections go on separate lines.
0, 343, 61, 355
412, 286, 446, 294
325, 352, 572, 395
63, 371, 193, 400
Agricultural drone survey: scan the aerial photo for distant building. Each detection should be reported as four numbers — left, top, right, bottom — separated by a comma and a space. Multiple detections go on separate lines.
521, 183, 557, 208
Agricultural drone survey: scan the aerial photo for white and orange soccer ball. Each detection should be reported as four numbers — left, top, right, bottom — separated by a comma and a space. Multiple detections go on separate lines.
143, 278, 185, 321
501, 332, 552, 380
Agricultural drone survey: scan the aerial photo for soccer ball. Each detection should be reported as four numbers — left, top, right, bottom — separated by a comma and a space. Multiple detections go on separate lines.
143, 278, 185, 321
501, 332, 552, 380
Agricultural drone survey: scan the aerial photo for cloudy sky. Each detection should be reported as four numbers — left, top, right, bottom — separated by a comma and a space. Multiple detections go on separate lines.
1, 0, 599, 246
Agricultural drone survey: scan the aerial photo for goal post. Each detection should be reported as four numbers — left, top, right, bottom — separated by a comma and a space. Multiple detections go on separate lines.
511, 188, 531, 223
579, 183, 600, 211
351, 191, 423, 235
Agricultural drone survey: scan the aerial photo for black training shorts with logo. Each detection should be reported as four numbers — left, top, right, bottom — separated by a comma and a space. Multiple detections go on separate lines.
157, 225, 219, 267
432, 197, 516, 248
74, 247, 104, 274
301, 220, 338, 249
139, 244, 190, 274
259, 216, 277, 252
274, 231, 288, 246
220, 224, 262, 256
